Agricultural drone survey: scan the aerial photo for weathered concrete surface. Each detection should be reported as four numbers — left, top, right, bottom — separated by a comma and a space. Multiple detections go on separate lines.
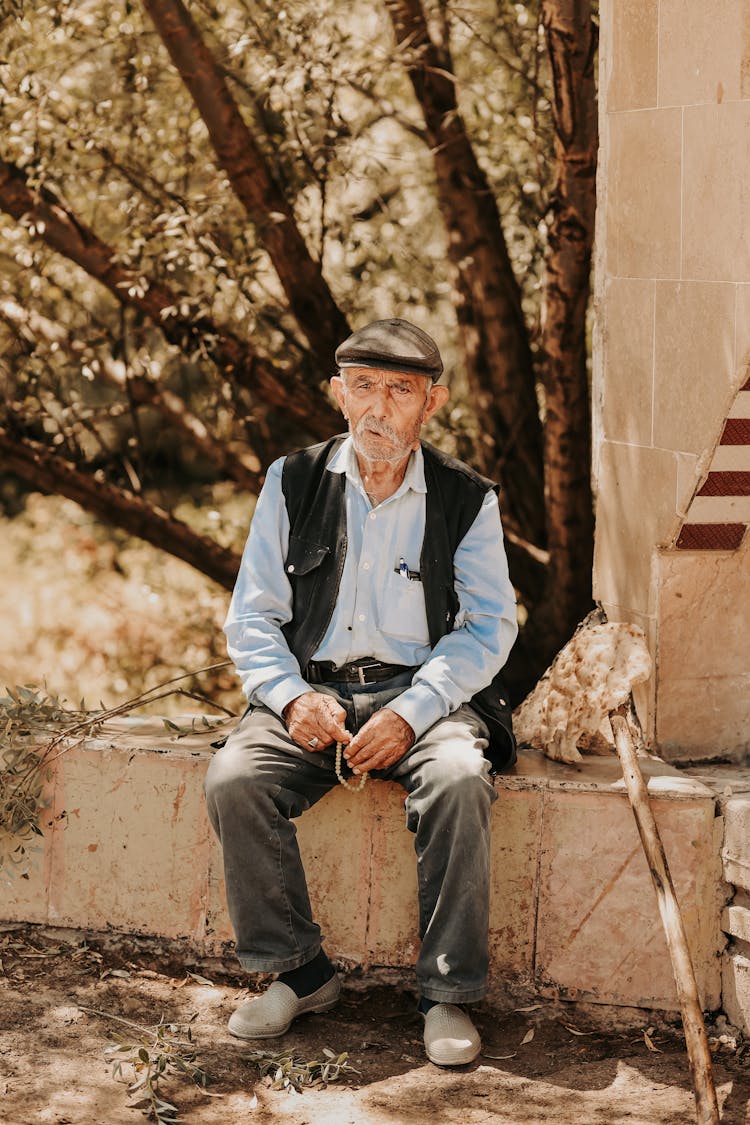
594, 0, 750, 760
2, 719, 728, 1016
688, 763, 750, 1033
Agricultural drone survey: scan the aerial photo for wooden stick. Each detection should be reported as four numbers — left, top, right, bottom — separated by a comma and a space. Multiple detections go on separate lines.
609, 704, 720, 1125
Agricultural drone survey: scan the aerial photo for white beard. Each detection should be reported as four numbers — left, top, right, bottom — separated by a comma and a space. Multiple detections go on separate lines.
350, 414, 421, 464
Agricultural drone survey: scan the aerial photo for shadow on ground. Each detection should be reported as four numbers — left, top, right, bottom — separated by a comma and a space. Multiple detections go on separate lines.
1, 924, 749, 1124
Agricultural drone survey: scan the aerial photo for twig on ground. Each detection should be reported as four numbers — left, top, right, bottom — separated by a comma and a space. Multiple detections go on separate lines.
244, 1045, 359, 1092
79, 1005, 211, 1124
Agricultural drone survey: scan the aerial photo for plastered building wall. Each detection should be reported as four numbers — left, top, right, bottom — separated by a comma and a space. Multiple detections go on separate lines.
594, 0, 750, 760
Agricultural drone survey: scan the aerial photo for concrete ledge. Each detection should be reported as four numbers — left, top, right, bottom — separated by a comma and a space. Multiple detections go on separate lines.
3, 719, 726, 1013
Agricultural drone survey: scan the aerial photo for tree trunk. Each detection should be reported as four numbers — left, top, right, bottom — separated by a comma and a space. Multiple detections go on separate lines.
528, 0, 597, 666
385, 0, 546, 551
142, 0, 351, 374
0, 157, 341, 441
0, 427, 241, 591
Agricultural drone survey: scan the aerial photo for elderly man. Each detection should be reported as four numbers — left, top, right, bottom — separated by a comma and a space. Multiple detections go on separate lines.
205, 318, 518, 1067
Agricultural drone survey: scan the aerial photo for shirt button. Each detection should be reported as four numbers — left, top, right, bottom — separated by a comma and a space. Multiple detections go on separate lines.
287, 564, 295, 573
369, 512, 376, 520
358, 614, 366, 622
362, 562, 370, 570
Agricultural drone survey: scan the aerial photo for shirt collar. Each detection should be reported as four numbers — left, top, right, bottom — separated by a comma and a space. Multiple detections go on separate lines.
327, 434, 427, 495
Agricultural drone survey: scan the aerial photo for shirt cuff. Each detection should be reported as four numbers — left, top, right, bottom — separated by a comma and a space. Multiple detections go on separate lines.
253, 673, 312, 719
386, 683, 449, 742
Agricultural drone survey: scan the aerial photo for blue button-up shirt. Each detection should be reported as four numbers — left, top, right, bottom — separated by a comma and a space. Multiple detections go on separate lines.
224, 437, 518, 739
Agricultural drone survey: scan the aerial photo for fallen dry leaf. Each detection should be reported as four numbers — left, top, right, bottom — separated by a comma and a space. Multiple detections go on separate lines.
521, 1028, 535, 1046
99, 968, 131, 981
185, 971, 214, 986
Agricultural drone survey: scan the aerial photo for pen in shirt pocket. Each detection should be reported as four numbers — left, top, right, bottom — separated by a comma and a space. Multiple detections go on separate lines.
396, 557, 421, 581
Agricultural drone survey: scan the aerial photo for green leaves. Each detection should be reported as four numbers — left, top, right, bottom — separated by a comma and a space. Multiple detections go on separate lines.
0, 682, 81, 882
246, 1045, 358, 1092
99, 1013, 210, 1124
162, 714, 228, 740
0, 669, 233, 882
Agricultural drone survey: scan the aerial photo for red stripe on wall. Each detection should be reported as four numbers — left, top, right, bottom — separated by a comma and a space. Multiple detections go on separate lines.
676, 523, 746, 550
720, 418, 750, 444
697, 471, 750, 496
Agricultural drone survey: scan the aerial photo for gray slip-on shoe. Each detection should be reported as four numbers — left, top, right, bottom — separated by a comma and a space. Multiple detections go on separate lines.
423, 1003, 481, 1066
228, 975, 341, 1040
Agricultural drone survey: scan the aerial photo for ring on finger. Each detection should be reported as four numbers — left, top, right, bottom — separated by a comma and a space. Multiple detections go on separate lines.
307, 736, 320, 748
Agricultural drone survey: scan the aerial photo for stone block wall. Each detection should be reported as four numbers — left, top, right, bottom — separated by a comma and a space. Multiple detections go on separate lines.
594, 0, 750, 760
1, 722, 726, 1016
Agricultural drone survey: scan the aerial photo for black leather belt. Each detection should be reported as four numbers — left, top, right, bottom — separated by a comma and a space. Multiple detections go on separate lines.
306, 659, 415, 686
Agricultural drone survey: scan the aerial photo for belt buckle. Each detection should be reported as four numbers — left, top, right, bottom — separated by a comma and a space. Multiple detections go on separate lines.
357, 661, 380, 686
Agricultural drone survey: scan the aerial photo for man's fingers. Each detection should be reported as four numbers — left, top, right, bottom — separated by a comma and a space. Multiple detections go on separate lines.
318, 718, 351, 746
346, 731, 397, 769
345, 730, 372, 762
284, 692, 351, 750
349, 744, 401, 774
286, 696, 415, 761
320, 694, 347, 720
319, 700, 350, 740
344, 710, 414, 772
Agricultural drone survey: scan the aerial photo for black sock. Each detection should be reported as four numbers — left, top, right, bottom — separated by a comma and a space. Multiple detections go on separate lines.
278, 949, 334, 998
418, 996, 439, 1015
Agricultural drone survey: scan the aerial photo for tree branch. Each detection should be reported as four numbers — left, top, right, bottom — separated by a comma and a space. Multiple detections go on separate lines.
385, 0, 546, 548
141, 0, 351, 372
0, 426, 241, 591
0, 299, 263, 493
0, 156, 340, 440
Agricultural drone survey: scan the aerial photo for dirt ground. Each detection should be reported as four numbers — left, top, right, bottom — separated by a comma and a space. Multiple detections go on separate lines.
1, 924, 749, 1125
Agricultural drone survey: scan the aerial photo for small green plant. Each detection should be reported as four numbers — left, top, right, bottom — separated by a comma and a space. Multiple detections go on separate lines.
0, 664, 234, 881
82, 1007, 209, 1124
245, 1046, 358, 1092
0, 684, 81, 881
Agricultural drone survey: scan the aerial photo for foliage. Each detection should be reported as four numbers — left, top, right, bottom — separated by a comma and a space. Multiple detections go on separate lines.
91, 1008, 209, 1124
246, 1044, 359, 1092
0, 666, 235, 879
0, 0, 552, 481
86, 1005, 355, 1119
0, 0, 597, 690
0, 683, 73, 880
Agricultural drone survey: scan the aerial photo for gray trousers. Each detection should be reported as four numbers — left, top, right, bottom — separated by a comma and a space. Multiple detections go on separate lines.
204, 674, 497, 1003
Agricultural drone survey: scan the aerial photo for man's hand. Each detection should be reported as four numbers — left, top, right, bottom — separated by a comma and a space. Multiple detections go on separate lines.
283, 692, 350, 751
344, 709, 415, 773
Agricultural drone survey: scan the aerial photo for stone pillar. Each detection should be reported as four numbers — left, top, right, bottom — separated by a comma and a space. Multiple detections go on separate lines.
594, 0, 750, 761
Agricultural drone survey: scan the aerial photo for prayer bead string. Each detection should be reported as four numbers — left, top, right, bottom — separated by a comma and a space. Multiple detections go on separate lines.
335, 741, 368, 791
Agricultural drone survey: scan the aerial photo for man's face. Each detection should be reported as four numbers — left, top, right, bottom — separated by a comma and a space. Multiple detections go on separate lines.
331, 367, 449, 464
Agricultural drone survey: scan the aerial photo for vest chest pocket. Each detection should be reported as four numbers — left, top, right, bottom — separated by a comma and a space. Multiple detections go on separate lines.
380, 570, 430, 643
284, 535, 330, 578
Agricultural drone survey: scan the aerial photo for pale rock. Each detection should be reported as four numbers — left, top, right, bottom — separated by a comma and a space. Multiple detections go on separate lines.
513, 621, 653, 763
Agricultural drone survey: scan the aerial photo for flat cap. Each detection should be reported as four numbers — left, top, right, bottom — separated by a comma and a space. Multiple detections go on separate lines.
335, 317, 443, 381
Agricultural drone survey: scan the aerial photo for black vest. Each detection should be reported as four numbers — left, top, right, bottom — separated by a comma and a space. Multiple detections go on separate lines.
281, 434, 516, 769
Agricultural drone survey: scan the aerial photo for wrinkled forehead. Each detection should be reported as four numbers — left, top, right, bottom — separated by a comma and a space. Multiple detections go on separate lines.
338, 366, 431, 388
